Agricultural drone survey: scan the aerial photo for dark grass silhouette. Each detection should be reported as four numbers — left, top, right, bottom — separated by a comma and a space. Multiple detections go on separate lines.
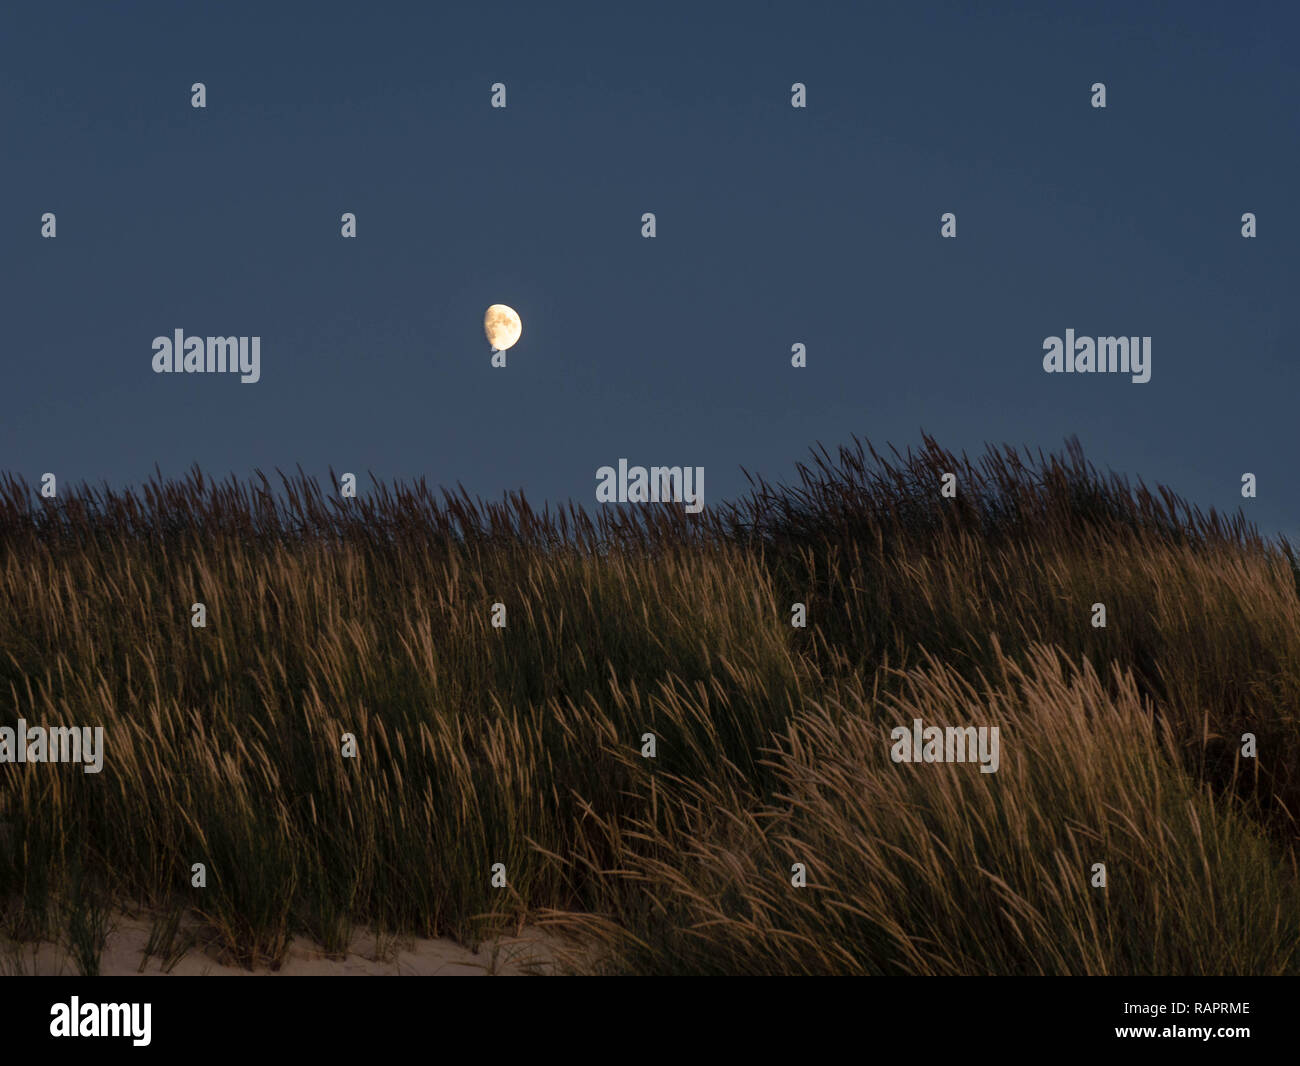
1, 434, 1297, 974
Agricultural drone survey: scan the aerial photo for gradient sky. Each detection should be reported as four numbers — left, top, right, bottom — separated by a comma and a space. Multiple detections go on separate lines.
3, 1, 1296, 535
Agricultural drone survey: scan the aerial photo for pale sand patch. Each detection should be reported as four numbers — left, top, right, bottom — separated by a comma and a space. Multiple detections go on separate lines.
3, 911, 567, 976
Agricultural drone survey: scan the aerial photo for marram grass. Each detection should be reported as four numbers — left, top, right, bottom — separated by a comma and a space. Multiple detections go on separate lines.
0, 435, 1296, 974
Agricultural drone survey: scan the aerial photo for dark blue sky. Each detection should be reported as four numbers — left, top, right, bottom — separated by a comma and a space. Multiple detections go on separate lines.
3, 1, 1296, 535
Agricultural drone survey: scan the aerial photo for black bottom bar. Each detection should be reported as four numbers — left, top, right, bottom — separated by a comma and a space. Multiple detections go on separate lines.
3, 975, 1292, 1054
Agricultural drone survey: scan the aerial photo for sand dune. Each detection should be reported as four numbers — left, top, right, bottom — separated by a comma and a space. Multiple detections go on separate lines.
4, 912, 562, 976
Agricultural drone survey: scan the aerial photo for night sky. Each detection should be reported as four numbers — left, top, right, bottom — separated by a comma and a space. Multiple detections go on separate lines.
3, 1, 1296, 535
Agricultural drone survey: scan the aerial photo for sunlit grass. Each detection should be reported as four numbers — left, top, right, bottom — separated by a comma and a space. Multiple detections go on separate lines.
1, 435, 1296, 973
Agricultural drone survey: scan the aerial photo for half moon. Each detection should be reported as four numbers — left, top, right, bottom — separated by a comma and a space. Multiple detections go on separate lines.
484, 304, 522, 351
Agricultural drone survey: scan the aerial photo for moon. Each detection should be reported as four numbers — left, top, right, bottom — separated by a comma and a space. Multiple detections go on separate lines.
484, 304, 522, 351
